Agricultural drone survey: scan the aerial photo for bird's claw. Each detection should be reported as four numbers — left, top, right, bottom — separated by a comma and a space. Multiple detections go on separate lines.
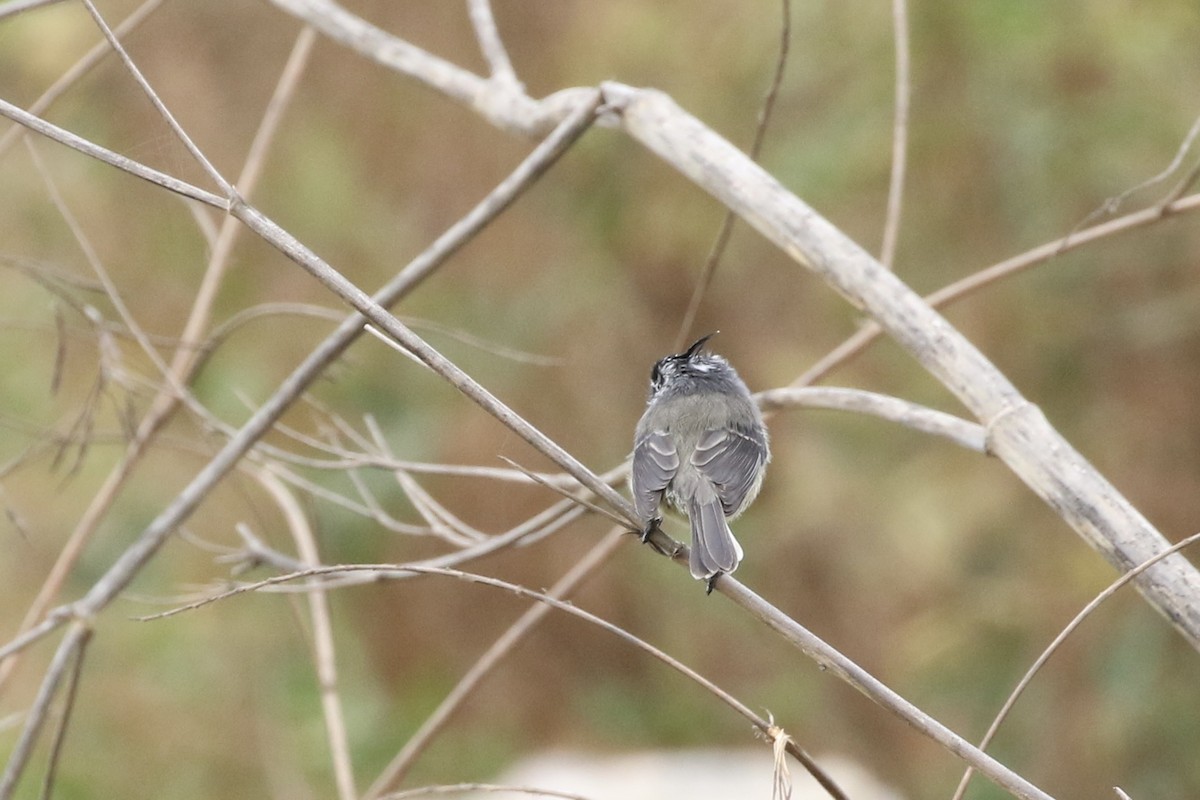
640, 517, 662, 544
705, 573, 722, 595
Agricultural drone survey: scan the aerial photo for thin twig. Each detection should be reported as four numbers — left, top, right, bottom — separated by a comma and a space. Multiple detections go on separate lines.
37, 626, 90, 800
143, 560, 850, 800
1159, 158, 1200, 210
1071, 111, 1200, 233
0, 97, 225, 206
26, 141, 188, 404
879, 0, 910, 269
950, 530, 1200, 800
0, 622, 90, 800
259, 461, 431, 536
253, 468, 357, 800
674, 0, 791, 349
0, 0, 164, 160
390, 470, 490, 544
467, 0, 520, 88
357, 418, 490, 544
363, 530, 628, 799
0, 0, 71, 21
498, 456, 632, 529
380, 784, 591, 800
80, 0, 235, 197
793, 189, 1200, 388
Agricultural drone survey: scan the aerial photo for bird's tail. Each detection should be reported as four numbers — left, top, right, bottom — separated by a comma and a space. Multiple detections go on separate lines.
688, 490, 744, 579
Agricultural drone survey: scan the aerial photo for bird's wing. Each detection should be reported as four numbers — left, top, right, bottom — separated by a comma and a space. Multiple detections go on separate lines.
631, 429, 679, 521
691, 424, 768, 516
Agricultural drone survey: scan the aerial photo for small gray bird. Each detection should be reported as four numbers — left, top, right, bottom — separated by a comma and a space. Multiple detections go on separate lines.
631, 334, 770, 590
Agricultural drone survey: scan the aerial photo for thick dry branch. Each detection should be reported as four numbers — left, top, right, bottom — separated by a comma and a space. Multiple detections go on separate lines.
602, 81, 1200, 650
268, 0, 587, 136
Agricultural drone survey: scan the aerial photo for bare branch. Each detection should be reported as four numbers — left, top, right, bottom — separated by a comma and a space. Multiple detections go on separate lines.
675, 0, 791, 349
0, 92, 605, 788
467, 0, 520, 88
756, 387, 987, 453
268, 0, 590, 136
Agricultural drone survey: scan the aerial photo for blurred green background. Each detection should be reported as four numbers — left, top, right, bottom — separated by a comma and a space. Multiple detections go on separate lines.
2, 1, 1200, 798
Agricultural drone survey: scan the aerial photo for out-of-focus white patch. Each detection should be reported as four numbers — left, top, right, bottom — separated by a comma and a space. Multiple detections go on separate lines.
454, 748, 904, 800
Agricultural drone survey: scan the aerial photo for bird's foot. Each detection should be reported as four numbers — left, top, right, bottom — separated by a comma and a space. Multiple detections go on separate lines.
640, 517, 662, 544
705, 572, 723, 595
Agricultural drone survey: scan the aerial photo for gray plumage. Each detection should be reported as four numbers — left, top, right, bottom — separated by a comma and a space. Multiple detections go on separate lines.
632, 335, 770, 582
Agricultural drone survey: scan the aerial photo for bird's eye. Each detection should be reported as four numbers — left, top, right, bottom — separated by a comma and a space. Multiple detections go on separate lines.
650, 360, 663, 388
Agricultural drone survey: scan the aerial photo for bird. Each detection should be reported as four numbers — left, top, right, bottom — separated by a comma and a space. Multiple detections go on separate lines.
631, 334, 770, 591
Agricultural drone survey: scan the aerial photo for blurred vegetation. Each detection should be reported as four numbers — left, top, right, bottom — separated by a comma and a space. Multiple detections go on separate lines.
2, 1, 1200, 798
